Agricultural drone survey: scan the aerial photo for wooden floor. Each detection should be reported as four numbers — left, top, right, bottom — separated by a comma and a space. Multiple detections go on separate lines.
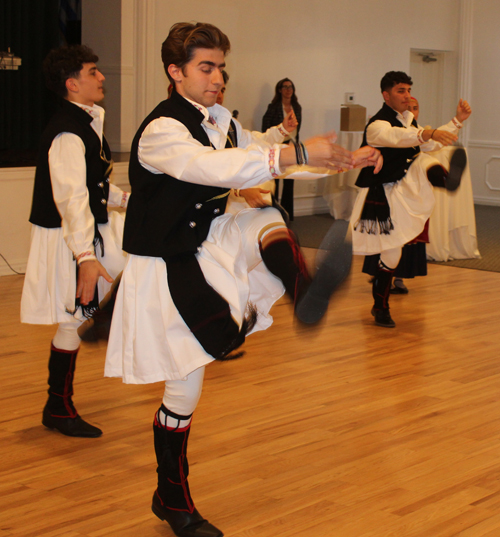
2, 254, 500, 537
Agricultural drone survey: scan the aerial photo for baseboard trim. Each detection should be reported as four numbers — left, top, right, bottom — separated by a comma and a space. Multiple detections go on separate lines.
294, 196, 330, 216
474, 197, 500, 207
0, 258, 26, 277
0, 191, 333, 278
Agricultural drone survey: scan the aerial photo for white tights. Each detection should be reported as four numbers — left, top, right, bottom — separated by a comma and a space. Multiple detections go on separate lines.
159, 366, 206, 429
52, 322, 81, 351
234, 207, 286, 270
157, 210, 285, 428
380, 247, 402, 271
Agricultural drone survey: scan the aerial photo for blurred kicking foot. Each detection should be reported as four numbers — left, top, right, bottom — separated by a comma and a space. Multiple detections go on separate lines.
426, 146, 466, 192
295, 219, 352, 324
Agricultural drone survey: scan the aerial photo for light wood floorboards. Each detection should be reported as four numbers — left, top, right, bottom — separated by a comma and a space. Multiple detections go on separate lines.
1, 254, 500, 536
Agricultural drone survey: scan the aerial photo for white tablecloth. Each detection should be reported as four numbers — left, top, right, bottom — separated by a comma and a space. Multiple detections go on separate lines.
322, 131, 363, 220
425, 146, 480, 262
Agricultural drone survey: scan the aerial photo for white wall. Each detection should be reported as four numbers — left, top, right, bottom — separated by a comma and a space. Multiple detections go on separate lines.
0, 165, 129, 276
82, 0, 123, 150
0, 168, 36, 275
3, 0, 498, 275
467, 0, 500, 204
146, 0, 460, 137
134, 0, 461, 206
82, 0, 137, 152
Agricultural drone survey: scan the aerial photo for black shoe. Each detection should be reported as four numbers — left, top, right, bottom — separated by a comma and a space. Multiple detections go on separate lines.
295, 284, 329, 325
77, 310, 113, 342
446, 146, 467, 192
371, 307, 396, 328
390, 280, 409, 295
295, 220, 352, 324
152, 492, 223, 537
390, 285, 408, 295
42, 406, 102, 438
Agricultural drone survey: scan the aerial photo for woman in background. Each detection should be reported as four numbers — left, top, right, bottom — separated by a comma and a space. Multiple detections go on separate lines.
262, 78, 302, 219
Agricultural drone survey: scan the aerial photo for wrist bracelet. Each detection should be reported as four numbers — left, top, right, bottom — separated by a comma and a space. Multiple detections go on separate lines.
278, 123, 289, 137
293, 140, 304, 165
120, 191, 129, 208
430, 129, 437, 140
300, 142, 308, 165
268, 147, 279, 178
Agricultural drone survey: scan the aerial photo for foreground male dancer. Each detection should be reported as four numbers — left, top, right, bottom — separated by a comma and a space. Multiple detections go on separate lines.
350, 71, 467, 328
105, 22, 380, 537
21, 45, 128, 437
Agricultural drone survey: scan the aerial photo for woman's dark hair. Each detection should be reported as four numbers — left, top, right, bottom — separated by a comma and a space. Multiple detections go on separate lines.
161, 22, 231, 83
271, 78, 299, 107
43, 45, 99, 98
380, 71, 413, 93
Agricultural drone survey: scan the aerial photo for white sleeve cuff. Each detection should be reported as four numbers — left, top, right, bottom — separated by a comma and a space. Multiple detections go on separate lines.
76, 251, 97, 264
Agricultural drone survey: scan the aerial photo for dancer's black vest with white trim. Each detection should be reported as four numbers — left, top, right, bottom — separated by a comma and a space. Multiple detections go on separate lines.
124, 90, 232, 258
30, 99, 111, 228
356, 103, 420, 188
124, 90, 249, 360
354, 103, 420, 234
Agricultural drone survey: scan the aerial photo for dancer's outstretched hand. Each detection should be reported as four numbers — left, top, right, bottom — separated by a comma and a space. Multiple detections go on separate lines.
429, 129, 458, 146
456, 99, 472, 123
282, 110, 298, 133
303, 132, 355, 171
353, 146, 383, 173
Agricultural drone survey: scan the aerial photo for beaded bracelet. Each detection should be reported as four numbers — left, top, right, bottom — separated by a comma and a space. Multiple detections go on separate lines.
268, 148, 279, 178
120, 191, 129, 208
277, 123, 289, 137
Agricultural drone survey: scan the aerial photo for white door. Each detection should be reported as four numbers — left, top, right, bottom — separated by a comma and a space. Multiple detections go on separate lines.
409, 50, 445, 128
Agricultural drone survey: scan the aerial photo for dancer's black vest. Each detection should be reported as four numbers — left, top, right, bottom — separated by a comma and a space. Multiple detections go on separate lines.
356, 103, 420, 188
354, 103, 420, 234
124, 90, 231, 258
30, 99, 111, 228
124, 90, 251, 359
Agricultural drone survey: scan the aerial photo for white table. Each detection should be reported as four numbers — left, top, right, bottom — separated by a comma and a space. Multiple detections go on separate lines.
425, 146, 480, 261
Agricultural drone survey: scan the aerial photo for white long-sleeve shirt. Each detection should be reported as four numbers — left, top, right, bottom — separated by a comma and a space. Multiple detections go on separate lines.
48, 101, 129, 261
137, 99, 284, 190
366, 108, 462, 152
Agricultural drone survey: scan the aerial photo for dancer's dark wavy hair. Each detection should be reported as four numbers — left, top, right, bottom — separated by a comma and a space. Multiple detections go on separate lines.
43, 45, 99, 97
380, 71, 413, 93
161, 22, 231, 83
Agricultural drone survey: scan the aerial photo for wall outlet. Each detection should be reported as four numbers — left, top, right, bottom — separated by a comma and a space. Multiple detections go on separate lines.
308, 182, 318, 194
345, 92, 356, 104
